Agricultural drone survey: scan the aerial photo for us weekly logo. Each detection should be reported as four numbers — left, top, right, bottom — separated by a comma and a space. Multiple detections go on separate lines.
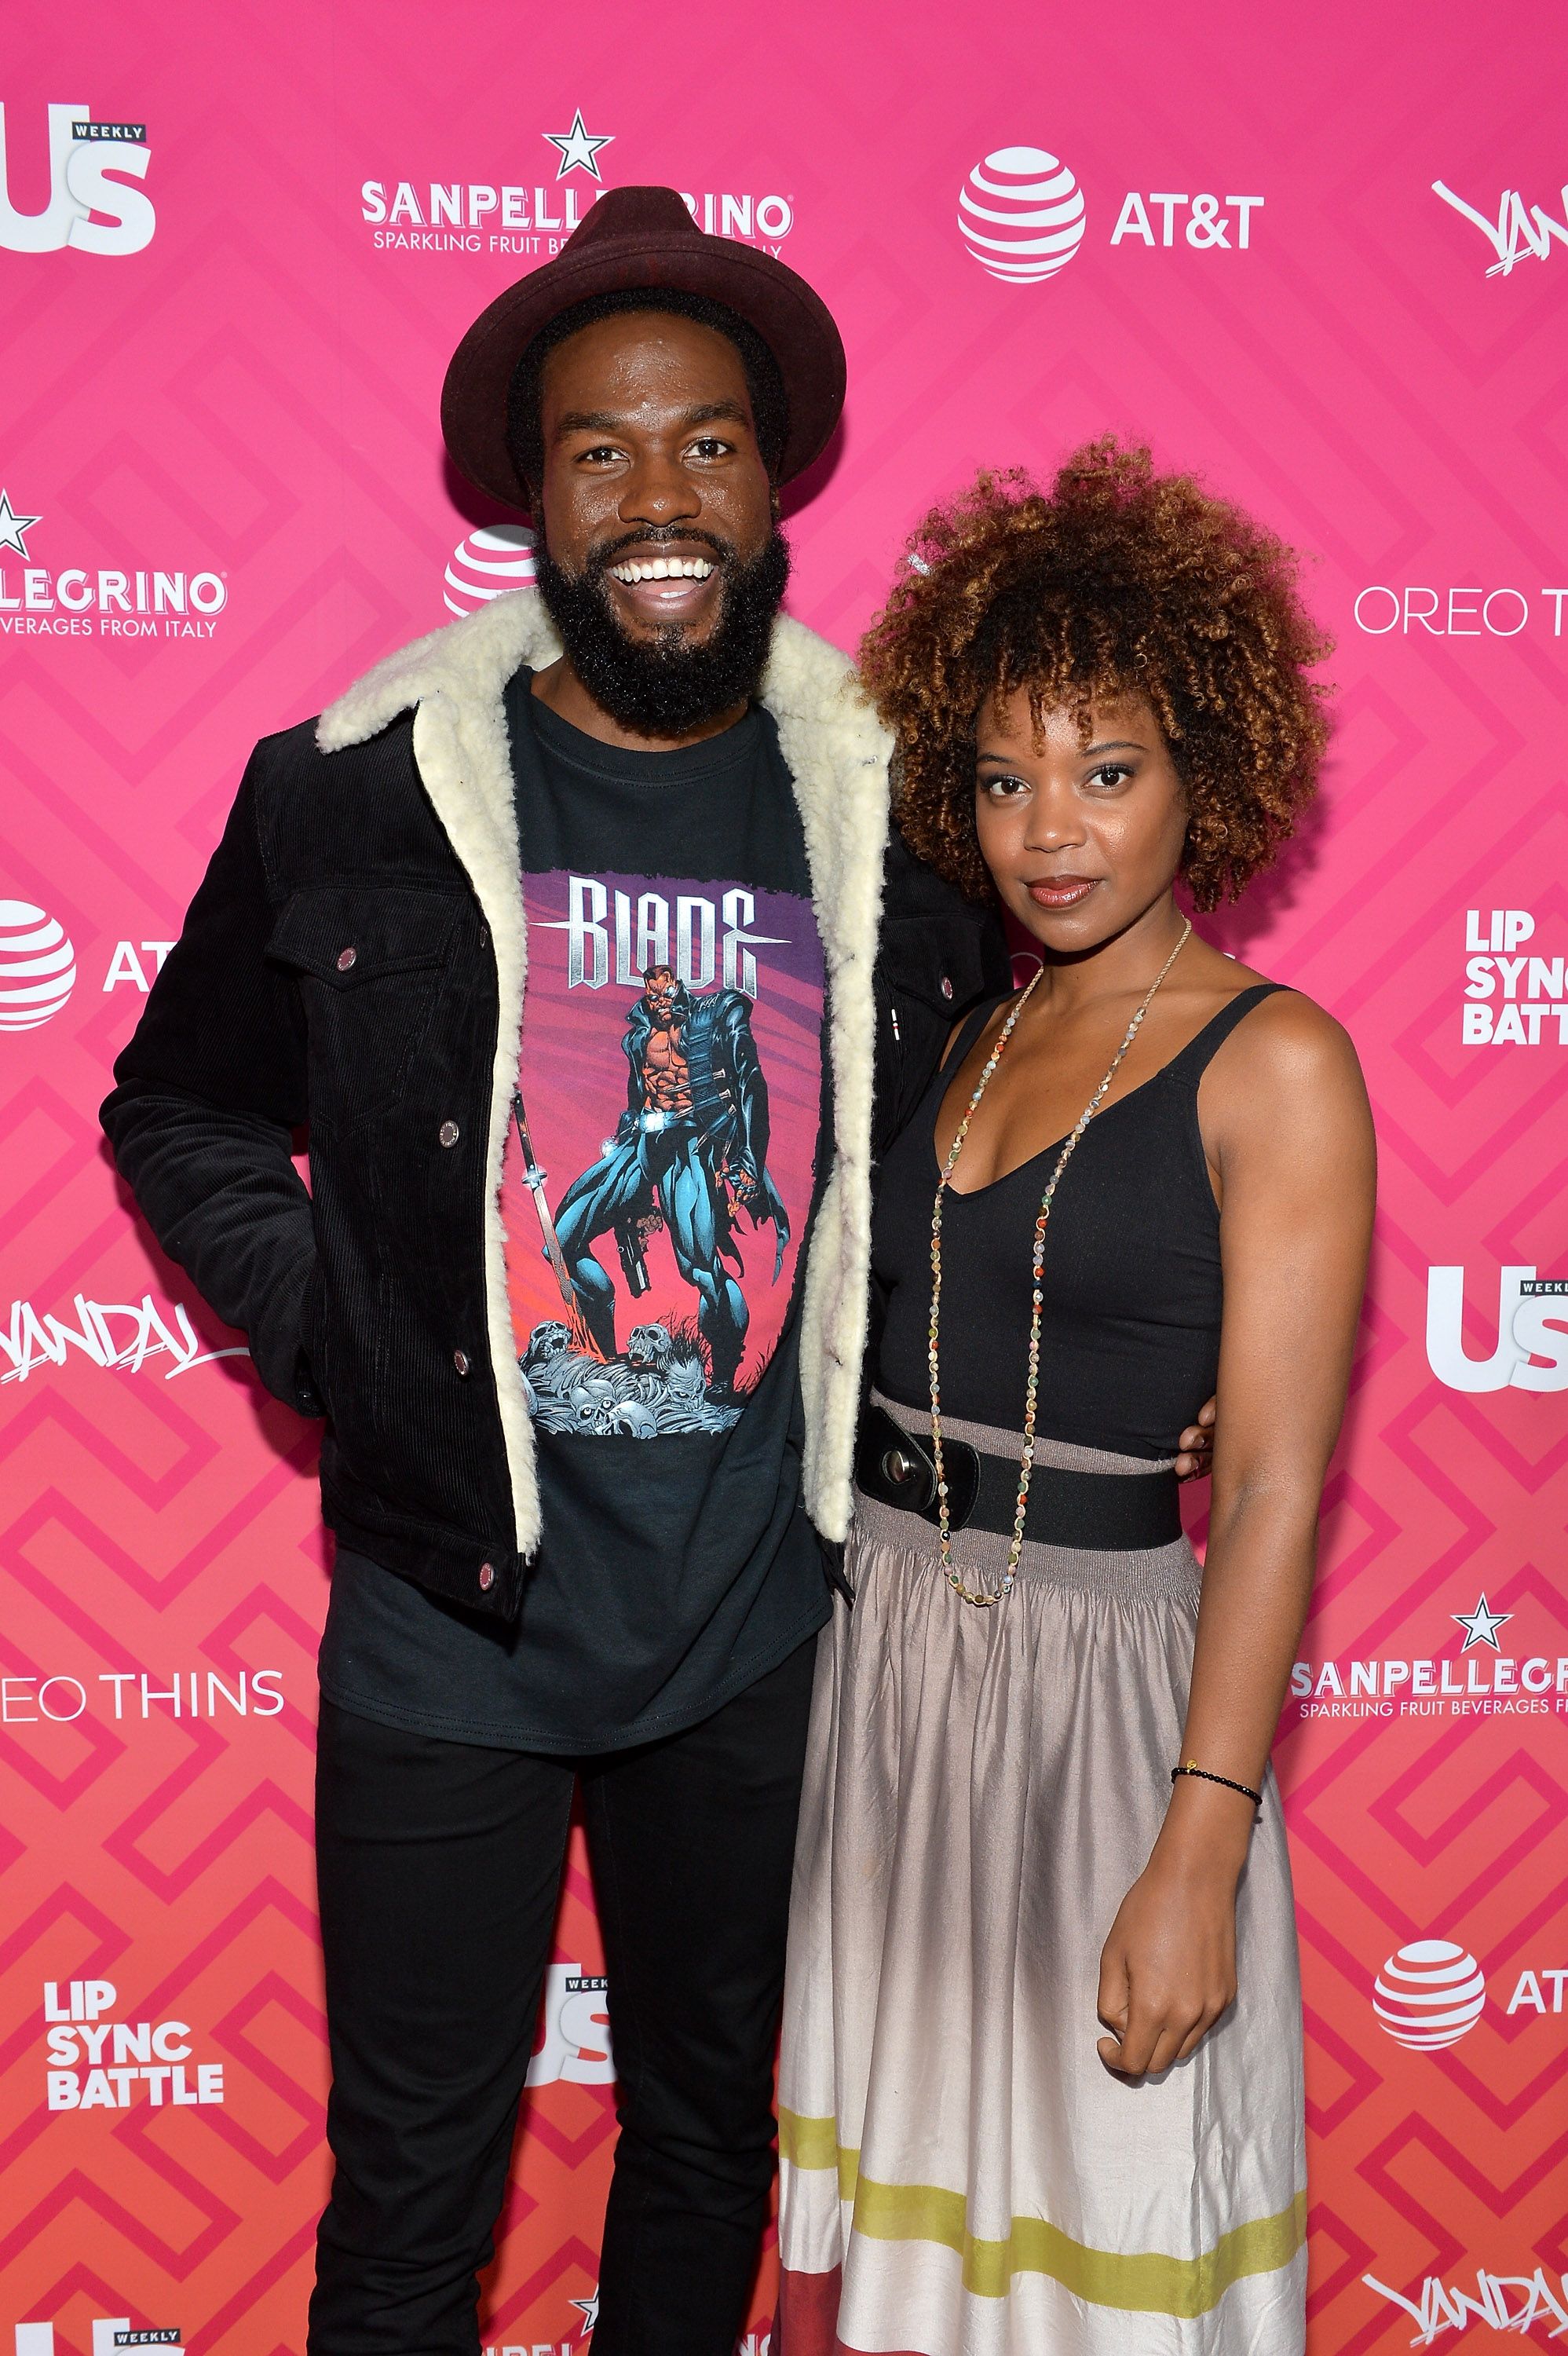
360, 110, 795, 258
0, 101, 153, 255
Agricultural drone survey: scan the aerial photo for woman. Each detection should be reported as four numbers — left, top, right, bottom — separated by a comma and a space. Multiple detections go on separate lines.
777, 441, 1374, 2356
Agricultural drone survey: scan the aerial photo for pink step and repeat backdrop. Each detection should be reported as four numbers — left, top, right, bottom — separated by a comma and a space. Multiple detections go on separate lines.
3, 0, 1566, 2350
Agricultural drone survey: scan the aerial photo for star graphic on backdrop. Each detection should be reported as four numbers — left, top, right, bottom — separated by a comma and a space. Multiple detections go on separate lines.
570, 2286, 600, 2336
0, 490, 41, 558
544, 109, 614, 181
1453, 1593, 1511, 1652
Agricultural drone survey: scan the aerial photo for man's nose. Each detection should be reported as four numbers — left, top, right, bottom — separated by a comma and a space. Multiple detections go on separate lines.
619, 448, 702, 527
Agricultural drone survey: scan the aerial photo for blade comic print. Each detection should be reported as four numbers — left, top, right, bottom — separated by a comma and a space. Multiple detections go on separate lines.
501, 870, 825, 1436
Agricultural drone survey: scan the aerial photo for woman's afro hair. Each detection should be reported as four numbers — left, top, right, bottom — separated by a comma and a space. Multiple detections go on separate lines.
857, 437, 1332, 911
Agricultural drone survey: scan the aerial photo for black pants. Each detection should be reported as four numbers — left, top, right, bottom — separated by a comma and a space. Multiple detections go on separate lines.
308, 1637, 816, 2356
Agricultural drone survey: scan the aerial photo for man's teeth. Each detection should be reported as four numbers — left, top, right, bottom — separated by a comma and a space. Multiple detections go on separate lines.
609, 555, 715, 583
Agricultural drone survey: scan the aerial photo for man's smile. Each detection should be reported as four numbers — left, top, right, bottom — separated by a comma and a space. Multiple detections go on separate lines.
595, 536, 726, 629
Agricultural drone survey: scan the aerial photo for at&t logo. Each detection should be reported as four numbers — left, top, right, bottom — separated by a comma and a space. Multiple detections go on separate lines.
1426, 1267, 1568, 1392
1372, 1940, 1486, 2050
0, 102, 153, 256
958, 148, 1085, 281
0, 901, 75, 1030
957, 143, 1263, 283
445, 525, 537, 618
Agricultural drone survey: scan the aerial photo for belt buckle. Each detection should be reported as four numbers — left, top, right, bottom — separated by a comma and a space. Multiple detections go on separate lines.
857, 1404, 979, 1529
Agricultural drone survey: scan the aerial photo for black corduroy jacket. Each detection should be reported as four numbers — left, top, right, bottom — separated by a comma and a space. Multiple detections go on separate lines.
101, 595, 1007, 1621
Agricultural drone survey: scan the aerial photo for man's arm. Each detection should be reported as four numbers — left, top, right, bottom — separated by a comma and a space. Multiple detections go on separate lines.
100, 746, 321, 1414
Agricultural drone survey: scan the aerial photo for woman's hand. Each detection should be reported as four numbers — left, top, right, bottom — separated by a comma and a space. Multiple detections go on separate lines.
1095, 1830, 1242, 2078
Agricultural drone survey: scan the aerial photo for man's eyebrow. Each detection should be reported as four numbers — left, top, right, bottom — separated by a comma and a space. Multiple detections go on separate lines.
552, 399, 751, 442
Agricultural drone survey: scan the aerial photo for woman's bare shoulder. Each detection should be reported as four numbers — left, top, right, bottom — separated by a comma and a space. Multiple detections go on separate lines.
1203, 977, 1370, 1130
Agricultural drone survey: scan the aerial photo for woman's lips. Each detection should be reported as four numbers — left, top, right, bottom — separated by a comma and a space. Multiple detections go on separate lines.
1025, 876, 1098, 909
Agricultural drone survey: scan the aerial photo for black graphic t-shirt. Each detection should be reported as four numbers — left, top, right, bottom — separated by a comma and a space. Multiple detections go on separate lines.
319, 671, 833, 1751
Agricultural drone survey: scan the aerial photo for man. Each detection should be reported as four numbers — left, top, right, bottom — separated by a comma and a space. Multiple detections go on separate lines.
550, 957, 789, 1404
101, 187, 1011, 2356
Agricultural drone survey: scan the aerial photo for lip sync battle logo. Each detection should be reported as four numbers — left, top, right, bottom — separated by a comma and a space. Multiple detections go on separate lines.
1457, 907, 1567, 1048
40, 1979, 224, 2113
360, 110, 795, 258
0, 102, 153, 256
0, 496, 226, 642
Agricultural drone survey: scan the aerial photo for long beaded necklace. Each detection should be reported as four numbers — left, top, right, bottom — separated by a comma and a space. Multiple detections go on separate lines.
928, 918, 1192, 1607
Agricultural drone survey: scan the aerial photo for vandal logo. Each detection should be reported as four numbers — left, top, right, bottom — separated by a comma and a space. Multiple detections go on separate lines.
0, 101, 154, 256
1372, 1940, 1486, 2051
1433, 173, 1568, 277
1363, 2265, 1568, 2345
0, 900, 75, 1030
1, 1293, 248, 1385
1426, 1267, 1568, 1392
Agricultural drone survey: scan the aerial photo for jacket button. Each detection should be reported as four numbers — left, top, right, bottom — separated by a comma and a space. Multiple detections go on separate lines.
336, 946, 357, 971
453, 1349, 470, 1376
940, 975, 953, 1000
438, 1120, 460, 1147
478, 1561, 495, 1592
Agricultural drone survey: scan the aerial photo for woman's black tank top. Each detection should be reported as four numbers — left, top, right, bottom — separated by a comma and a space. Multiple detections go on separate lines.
872, 982, 1285, 1458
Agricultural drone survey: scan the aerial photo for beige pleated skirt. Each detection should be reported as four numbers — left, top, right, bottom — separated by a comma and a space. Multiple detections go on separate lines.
777, 1396, 1307, 2356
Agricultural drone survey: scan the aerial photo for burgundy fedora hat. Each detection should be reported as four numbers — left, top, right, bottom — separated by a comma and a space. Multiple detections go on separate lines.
441, 185, 846, 510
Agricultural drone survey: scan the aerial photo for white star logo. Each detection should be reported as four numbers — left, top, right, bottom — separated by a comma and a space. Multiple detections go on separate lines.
544, 109, 614, 181
0, 490, 41, 559
1453, 1593, 1511, 1652
570, 2286, 600, 2336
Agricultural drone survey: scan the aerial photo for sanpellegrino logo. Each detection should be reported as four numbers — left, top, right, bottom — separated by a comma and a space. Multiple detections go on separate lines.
0, 498, 226, 642
1426, 1266, 1568, 1392
0, 101, 153, 255
363, 112, 793, 260
1290, 1591, 1568, 1724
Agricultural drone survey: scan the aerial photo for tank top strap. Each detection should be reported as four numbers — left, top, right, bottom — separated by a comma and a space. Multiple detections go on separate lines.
1159, 982, 1288, 1091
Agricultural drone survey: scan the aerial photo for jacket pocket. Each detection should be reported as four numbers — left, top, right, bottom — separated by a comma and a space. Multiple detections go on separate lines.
266, 885, 462, 1128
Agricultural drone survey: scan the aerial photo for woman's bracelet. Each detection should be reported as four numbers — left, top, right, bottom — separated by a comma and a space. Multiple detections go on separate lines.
1170, 1761, 1263, 1817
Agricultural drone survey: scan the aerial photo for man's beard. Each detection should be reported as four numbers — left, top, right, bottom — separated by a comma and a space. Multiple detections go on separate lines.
534, 525, 791, 739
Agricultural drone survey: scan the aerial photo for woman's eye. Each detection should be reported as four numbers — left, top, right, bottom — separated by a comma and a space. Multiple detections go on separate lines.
1086, 763, 1133, 790
981, 773, 1031, 800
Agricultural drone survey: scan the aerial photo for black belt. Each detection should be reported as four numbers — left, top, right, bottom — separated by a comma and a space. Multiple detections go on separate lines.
854, 1402, 1182, 1553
